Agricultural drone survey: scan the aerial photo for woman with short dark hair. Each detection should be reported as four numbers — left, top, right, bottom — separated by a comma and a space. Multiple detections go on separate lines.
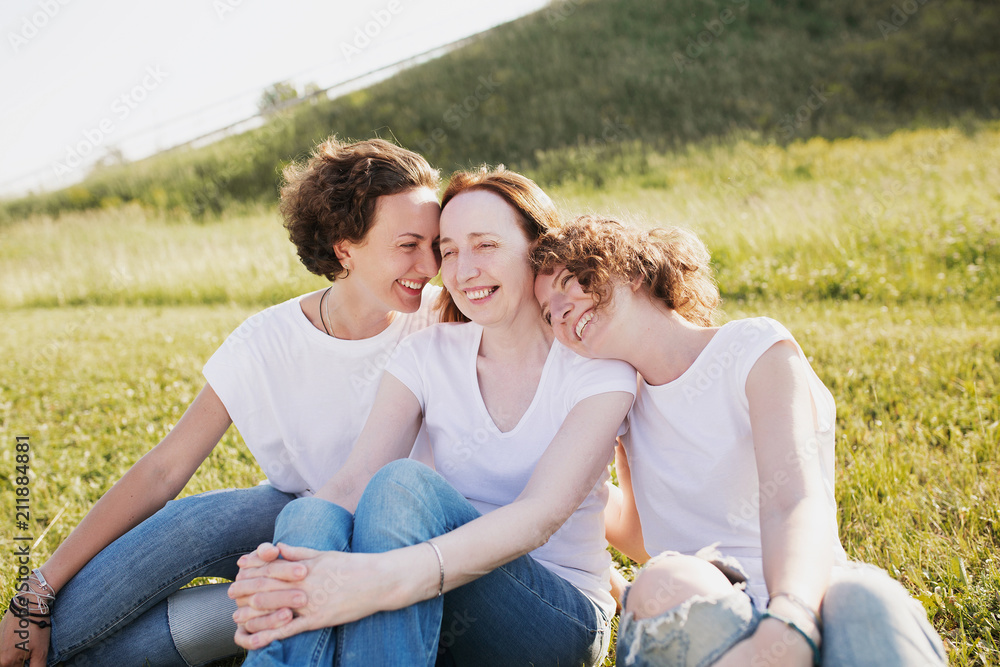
0, 137, 443, 667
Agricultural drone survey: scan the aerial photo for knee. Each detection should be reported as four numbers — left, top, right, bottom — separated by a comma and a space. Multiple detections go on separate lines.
358, 460, 441, 518
368, 459, 438, 496
353, 461, 448, 552
273, 497, 352, 550
822, 566, 914, 623
626, 554, 736, 620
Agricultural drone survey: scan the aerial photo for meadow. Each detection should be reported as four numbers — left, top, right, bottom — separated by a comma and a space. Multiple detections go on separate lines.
1, 125, 998, 664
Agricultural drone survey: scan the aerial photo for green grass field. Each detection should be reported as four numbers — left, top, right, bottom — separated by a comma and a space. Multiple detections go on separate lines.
1, 125, 998, 664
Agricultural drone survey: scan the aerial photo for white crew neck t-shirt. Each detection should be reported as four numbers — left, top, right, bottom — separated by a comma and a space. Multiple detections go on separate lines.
203, 286, 441, 496
387, 322, 637, 618
622, 317, 848, 604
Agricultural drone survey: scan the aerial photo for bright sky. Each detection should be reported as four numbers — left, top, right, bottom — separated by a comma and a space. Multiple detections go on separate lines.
0, 0, 550, 198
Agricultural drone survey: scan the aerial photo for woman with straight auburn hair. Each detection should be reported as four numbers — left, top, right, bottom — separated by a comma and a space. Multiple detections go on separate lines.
227, 168, 636, 666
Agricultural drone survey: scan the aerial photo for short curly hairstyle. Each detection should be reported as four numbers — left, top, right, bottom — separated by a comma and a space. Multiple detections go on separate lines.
436, 166, 561, 323
280, 136, 440, 281
532, 215, 720, 326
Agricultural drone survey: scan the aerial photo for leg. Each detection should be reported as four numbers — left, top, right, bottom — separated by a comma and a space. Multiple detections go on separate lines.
616, 553, 759, 667
242, 497, 354, 667
341, 460, 609, 667
820, 563, 948, 666
437, 552, 608, 667
56, 584, 241, 667
49, 485, 294, 666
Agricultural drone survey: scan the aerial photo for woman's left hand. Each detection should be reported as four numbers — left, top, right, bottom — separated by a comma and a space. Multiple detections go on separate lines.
229, 543, 406, 650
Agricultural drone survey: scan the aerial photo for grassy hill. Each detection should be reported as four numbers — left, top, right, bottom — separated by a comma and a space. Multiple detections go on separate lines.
1, 125, 998, 663
2, 0, 998, 223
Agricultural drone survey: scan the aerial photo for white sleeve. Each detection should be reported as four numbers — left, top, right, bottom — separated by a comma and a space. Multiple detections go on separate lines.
202, 318, 265, 428
384, 333, 428, 411
568, 356, 638, 408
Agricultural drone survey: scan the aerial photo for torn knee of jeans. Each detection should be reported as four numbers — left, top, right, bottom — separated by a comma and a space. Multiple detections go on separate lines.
693, 544, 749, 589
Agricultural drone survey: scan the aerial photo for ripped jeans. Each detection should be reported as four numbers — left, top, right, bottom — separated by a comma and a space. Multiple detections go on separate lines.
616, 551, 947, 667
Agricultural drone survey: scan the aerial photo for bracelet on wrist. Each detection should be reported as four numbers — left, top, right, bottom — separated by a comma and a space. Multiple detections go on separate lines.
8, 596, 52, 629
768, 591, 822, 630
761, 610, 820, 666
425, 541, 444, 597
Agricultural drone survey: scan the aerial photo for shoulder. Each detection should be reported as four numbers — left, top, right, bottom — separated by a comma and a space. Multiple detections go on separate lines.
721, 317, 797, 366
221, 295, 305, 349
723, 316, 792, 344
396, 320, 477, 354
552, 340, 638, 395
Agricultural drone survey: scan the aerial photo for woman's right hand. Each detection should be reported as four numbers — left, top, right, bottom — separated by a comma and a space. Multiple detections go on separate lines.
0, 608, 49, 667
230, 543, 422, 650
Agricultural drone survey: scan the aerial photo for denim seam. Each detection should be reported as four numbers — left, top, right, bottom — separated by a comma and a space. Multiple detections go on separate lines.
494, 561, 606, 635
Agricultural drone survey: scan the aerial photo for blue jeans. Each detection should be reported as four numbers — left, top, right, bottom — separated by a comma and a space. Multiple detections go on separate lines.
616, 557, 947, 666
244, 460, 610, 667
49, 484, 294, 666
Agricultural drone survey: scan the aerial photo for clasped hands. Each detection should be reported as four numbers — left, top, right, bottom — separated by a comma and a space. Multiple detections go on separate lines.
228, 543, 409, 650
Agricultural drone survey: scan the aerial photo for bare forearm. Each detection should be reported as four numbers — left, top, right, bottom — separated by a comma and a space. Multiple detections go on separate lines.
41, 458, 185, 592
759, 497, 833, 609
371, 495, 569, 612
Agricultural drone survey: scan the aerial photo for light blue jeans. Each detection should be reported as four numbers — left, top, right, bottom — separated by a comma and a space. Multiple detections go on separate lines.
48, 484, 295, 666
244, 459, 610, 667
616, 557, 947, 666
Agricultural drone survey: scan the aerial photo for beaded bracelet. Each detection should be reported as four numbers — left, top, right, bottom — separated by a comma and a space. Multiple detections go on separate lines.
761, 610, 820, 667
8, 596, 52, 629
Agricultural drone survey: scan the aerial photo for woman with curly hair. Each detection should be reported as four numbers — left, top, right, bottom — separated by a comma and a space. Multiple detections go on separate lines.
532, 215, 947, 667
0, 137, 442, 667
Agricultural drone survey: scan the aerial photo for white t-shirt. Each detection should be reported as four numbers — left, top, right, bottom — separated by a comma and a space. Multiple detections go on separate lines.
622, 317, 848, 604
203, 286, 441, 496
387, 322, 636, 618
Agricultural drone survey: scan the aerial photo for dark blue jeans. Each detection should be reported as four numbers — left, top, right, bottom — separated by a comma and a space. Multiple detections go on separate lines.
244, 460, 610, 667
49, 485, 295, 666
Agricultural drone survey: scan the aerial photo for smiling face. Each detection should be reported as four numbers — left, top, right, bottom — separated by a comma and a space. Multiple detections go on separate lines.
337, 186, 441, 313
535, 265, 630, 359
439, 189, 537, 328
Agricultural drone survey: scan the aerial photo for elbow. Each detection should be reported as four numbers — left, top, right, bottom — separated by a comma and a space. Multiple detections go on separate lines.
532, 497, 582, 551
139, 449, 188, 500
